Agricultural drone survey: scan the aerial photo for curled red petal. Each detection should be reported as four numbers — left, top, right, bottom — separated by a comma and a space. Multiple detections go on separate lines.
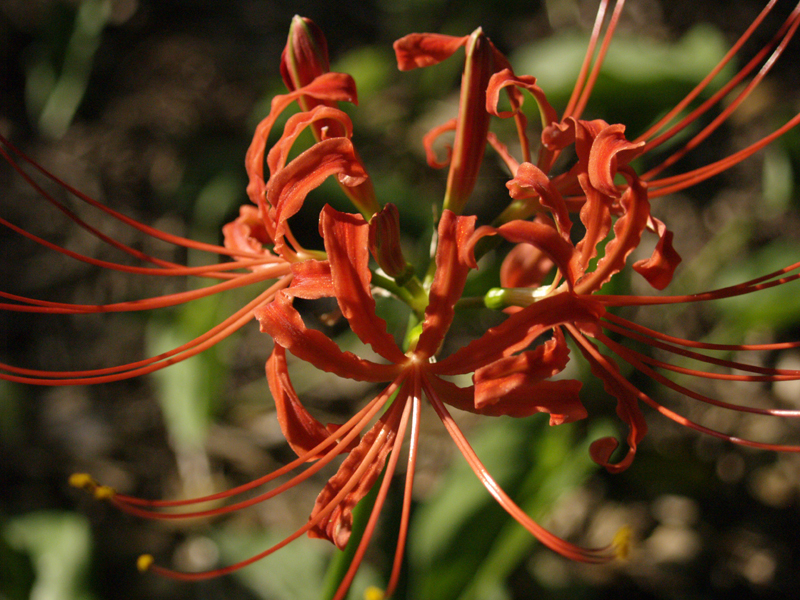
321, 206, 407, 364
473, 328, 586, 425
393, 33, 468, 70
587, 124, 646, 199
266, 137, 368, 256
255, 291, 402, 383
415, 210, 477, 359
427, 374, 584, 421
245, 72, 358, 209
541, 118, 576, 152
267, 106, 354, 177
266, 345, 357, 461
308, 391, 406, 549
576, 170, 651, 294
573, 119, 610, 166
287, 259, 334, 300
632, 216, 682, 290
435, 292, 604, 376
474, 327, 570, 407
506, 162, 572, 237
487, 69, 559, 127
422, 118, 457, 169
478, 378, 586, 424
222, 205, 276, 269
574, 172, 613, 274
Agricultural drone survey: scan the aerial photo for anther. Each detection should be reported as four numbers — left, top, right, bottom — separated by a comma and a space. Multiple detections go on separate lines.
137, 554, 154, 573
68, 473, 97, 491
613, 525, 633, 560
93, 485, 116, 500
364, 586, 384, 600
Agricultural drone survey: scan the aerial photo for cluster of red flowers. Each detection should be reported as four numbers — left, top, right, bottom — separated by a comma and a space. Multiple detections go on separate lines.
4, 1, 800, 598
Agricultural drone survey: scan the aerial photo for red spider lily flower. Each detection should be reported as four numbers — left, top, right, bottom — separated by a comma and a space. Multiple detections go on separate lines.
4, 1, 800, 599
400, 0, 800, 472
0, 14, 370, 386
274, 15, 380, 219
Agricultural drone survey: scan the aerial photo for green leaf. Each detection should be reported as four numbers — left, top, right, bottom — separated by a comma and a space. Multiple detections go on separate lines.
409, 416, 612, 600
3, 512, 95, 600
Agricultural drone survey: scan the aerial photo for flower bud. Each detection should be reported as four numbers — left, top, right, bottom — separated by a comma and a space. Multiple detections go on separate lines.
443, 28, 494, 215
369, 203, 412, 281
281, 15, 380, 218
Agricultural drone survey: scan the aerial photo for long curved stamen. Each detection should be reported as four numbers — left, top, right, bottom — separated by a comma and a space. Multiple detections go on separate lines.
142, 386, 405, 581
597, 331, 800, 417
568, 0, 627, 122
79, 378, 404, 518
603, 311, 800, 352
424, 377, 616, 563
594, 260, 800, 306
603, 318, 800, 381
0, 135, 249, 259
109, 384, 398, 522
635, 0, 783, 146
330, 386, 414, 600
384, 377, 421, 600
0, 276, 290, 385
0, 264, 288, 315
642, 3, 800, 179
646, 110, 800, 197
570, 326, 800, 453
561, 0, 612, 120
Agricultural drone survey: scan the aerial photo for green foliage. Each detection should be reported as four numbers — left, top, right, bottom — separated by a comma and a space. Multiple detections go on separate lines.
2, 512, 95, 600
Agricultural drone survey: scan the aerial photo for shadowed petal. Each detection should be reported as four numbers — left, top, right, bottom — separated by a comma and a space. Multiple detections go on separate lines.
288, 259, 334, 300
321, 206, 408, 363
468, 219, 579, 289
632, 216, 682, 290
267, 345, 358, 460
435, 293, 604, 376
308, 390, 407, 549
267, 138, 368, 256
222, 205, 276, 267
415, 210, 476, 358
393, 33, 468, 70
255, 291, 402, 383
500, 239, 555, 290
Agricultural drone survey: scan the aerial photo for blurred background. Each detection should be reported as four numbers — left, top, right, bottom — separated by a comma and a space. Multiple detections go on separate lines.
2, 0, 800, 599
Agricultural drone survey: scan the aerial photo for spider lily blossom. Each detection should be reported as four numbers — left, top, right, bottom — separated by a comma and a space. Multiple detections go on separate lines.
5, 1, 800, 599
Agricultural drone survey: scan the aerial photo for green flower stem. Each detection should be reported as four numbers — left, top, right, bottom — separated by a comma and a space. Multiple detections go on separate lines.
371, 271, 429, 321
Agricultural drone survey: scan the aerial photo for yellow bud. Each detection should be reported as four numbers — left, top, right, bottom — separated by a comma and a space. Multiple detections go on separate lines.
137, 555, 154, 572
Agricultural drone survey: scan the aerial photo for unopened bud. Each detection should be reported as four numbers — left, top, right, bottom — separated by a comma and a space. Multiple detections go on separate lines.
443, 28, 495, 214
369, 204, 411, 281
